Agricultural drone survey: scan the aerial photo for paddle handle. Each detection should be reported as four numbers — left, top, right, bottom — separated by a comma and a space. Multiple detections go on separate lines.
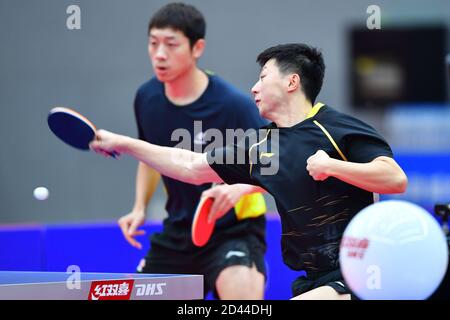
109, 151, 119, 159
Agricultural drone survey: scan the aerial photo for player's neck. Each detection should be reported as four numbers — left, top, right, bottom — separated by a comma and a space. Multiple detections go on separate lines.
273, 96, 313, 128
164, 67, 209, 106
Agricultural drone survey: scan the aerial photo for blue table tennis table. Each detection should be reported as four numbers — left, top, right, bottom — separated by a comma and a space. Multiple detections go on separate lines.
0, 271, 203, 300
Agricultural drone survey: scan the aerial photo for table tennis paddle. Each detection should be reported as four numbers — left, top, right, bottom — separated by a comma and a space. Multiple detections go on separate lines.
47, 107, 118, 158
192, 197, 215, 247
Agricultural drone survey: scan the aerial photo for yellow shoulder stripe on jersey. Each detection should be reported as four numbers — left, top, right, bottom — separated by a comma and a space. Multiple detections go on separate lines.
313, 120, 348, 161
306, 102, 325, 119
235, 192, 267, 220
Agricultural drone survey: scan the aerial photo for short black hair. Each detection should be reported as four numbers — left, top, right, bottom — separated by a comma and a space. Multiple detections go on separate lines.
257, 43, 325, 104
148, 3, 206, 48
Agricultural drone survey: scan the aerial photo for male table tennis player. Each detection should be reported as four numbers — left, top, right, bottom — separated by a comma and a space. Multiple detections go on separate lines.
91, 43, 408, 300
117, 3, 267, 300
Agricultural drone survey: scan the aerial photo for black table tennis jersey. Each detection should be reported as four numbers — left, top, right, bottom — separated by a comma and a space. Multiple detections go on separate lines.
207, 103, 394, 273
134, 72, 268, 251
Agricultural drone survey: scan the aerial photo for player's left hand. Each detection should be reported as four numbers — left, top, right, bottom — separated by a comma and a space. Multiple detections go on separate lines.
306, 150, 332, 181
201, 184, 244, 223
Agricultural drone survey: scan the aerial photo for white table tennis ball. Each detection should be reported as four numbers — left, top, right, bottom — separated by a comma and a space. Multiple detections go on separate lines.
339, 200, 448, 300
33, 187, 49, 201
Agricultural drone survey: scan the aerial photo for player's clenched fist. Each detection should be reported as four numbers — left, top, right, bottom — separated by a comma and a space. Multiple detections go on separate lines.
306, 150, 332, 181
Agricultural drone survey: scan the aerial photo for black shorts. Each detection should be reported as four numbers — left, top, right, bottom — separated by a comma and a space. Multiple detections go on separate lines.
140, 234, 266, 298
292, 269, 357, 299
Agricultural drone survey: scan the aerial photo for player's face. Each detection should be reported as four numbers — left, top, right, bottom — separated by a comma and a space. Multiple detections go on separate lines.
148, 28, 203, 82
251, 59, 289, 120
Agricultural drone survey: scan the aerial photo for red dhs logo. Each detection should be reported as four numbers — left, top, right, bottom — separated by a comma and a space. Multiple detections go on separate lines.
88, 280, 134, 300
340, 237, 370, 259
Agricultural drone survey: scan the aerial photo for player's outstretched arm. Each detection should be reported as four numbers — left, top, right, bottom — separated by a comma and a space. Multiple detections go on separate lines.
306, 150, 408, 194
90, 129, 223, 185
